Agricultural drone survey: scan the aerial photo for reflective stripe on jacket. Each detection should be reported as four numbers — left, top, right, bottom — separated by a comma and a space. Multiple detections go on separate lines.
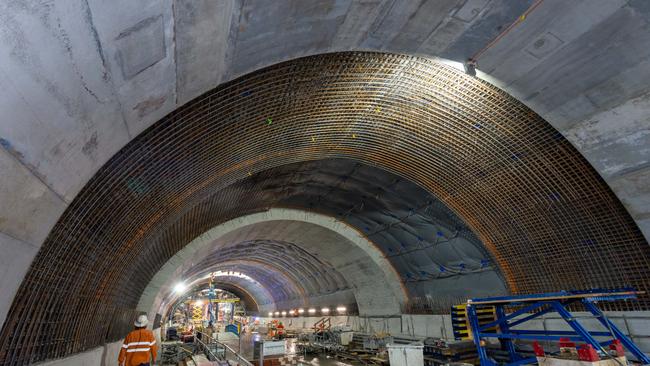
118, 328, 158, 366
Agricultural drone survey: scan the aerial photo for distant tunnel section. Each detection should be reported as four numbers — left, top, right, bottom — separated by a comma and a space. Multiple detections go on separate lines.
140, 211, 405, 320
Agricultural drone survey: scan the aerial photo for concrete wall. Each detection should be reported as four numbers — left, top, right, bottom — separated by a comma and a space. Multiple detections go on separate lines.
34, 326, 162, 366
34, 340, 122, 366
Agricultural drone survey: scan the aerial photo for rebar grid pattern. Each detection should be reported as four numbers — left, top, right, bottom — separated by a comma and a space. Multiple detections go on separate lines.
1, 52, 648, 365
243, 159, 504, 294
182, 239, 350, 303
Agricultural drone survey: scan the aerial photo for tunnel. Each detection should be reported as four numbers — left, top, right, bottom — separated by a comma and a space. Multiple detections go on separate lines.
0, 1, 649, 365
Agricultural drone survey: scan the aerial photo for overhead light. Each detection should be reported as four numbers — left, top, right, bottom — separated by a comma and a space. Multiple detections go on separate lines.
268, 312, 273, 317
173, 283, 187, 293
288, 310, 295, 315
194, 300, 203, 306
308, 308, 316, 314
321, 307, 330, 314
274, 311, 280, 316
464, 60, 477, 76
298, 308, 305, 314
336, 306, 347, 313
210, 270, 256, 282
281, 311, 287, 316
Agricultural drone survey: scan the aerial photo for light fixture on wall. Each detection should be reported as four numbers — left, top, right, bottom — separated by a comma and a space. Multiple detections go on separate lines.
308, 308, 316, 314
321, 307, 330, 314
298, 308, 305, 314
336, 306, 346, 313
173, 282, 187, 293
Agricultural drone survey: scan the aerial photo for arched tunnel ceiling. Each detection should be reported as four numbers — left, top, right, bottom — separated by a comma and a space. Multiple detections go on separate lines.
1, 51, 648, 365
2, 1, 650, 257
183, 239, 351, 304
145, 214, 402, 317
224, 159, 507, 302
149, 159, 506, 318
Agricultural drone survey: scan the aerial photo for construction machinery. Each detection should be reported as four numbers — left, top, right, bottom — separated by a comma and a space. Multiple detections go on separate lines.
463, 288, 650, 366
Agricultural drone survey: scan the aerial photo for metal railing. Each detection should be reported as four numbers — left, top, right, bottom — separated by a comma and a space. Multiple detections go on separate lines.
194, 331, 253, 366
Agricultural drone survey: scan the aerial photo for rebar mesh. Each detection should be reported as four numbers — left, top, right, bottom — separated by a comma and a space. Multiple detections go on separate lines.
181, 239, 350, 304
1, 52, 648, 365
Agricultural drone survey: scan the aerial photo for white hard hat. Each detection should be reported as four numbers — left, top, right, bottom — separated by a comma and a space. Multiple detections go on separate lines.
134, 314, 148, 327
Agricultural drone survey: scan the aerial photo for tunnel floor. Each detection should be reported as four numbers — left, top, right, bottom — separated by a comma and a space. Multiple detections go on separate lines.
218, 333, 361, 365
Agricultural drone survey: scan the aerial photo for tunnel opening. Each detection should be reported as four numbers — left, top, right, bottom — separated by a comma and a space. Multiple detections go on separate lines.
162, 283, 258, 327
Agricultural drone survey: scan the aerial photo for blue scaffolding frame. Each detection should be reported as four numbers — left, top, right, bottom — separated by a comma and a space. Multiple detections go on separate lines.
466, 288, 650, 366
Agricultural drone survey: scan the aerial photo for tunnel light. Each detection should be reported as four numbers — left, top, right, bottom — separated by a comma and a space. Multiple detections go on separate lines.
281, 311, 287, 316
268, 312, 273, 317
336, 306, 347, 313
321, 307, 330, 314
288, 310, 295, 315
298, 308, 305, 314
210, 270, 256, 282
274, 311, 280, 316
173, 282, 187, 293
194, 300, 203, 306
308, 308, 316, 314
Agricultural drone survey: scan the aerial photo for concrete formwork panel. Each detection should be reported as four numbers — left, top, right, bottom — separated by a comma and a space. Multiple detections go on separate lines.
508, 6, 650, 113
0, 0, 131, 201
331, 0, 387, 50
229, 0, 351, 77
35, 339, 124, 366
86, 0, 177, 136
174, 0, 239, 104
564, 91, 650, 179
0, 149, 66, 245
416, 0, 491, 55
0, 232, 39, 331
478, 0, 625, 87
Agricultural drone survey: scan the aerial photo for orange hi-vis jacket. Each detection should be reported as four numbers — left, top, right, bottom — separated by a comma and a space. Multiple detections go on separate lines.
118, 328, 157, 366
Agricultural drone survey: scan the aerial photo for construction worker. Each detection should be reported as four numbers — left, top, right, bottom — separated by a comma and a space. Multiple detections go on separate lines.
119, 314, 158, 366
276, 321, 285, 339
